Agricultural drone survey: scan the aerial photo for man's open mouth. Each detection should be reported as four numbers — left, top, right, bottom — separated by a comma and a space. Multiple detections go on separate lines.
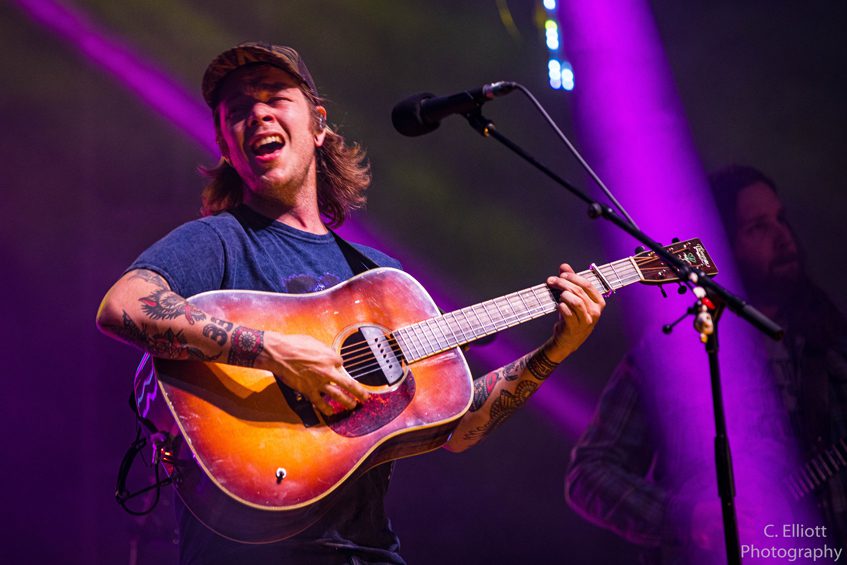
251, 135, 284, 156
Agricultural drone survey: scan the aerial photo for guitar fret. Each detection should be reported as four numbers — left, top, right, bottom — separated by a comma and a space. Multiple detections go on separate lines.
606, 262, 622, 290
479, 301, 495, 332
458, 308, 479, 341
420, 319, 439, 354
468, 304, 488, 337
411, 326, 427, 360
805, 465, 822, 486
500, 296, 521, 328
492, 297, 509, 325
824, 450, 840, 473
786, 475, 804, 499
396, 328, 418, 361
410, 325, 428, 360
453, 311, 470, 343
628, 256, 643, 281
436, 317, 453, 350
835, 442, 847, 466
818, 454, 834, 477
811, 459, 829, 481
442, 314, 461, 347
457, 310, 474, 342
799, 469, 816, 490
507, 293, 525, 323
533, 285, 559, 313
582, 270, 606, 296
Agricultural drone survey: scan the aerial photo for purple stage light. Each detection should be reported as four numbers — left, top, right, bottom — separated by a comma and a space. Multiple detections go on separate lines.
560, 0, 815, 559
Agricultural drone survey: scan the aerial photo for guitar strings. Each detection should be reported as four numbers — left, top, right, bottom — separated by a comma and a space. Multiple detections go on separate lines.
342, 301, 553, 374
338, 289, 555, 364
341, 302, 555, 378
342, 261, 671, 371
340, 255, 691, 379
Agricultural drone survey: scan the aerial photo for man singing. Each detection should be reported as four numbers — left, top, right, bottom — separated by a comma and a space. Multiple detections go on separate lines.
96, 42, 606, 564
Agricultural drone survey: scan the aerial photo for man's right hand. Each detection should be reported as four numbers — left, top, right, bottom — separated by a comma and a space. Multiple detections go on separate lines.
259, 332, 370, 416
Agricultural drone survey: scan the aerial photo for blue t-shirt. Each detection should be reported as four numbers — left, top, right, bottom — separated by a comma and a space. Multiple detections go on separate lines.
130, 205, 405, 565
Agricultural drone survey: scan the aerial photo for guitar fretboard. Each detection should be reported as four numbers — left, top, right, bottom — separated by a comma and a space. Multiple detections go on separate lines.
392, 258, 643, 363
786, 438, 847, 500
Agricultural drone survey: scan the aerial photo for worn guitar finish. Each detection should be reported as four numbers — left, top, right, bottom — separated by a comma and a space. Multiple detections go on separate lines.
137, 239, 717, 543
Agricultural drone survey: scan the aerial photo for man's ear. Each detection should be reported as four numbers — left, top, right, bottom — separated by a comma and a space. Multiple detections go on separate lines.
315, 106, 328, 147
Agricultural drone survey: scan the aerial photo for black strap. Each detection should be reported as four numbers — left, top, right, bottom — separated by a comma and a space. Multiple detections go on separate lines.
330, 230, 381, 275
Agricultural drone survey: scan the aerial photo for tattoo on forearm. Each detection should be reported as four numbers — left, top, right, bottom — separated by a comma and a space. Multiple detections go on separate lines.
203, 323, 229, 346
139, 289, 207, 324
471, 372, 502, 412
105, 310, 220, 361
211, 317, 234, 331
526, 349, 560, 380
228, 326, 265, 367
128, 270, 168, 289
463, 380, 539, 441
469, 357, 527, 412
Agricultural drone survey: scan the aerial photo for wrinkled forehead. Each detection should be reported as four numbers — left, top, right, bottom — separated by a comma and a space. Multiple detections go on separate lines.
216, 64, 305, 105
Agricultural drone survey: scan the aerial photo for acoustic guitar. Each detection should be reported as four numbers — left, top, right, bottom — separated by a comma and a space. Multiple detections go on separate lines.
134, 238, 716, 542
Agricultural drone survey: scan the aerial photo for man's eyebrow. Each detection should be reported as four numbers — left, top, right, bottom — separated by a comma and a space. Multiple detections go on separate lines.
253, 81, 291, 91
221, 81, 294, 104
738, 212, 769, 226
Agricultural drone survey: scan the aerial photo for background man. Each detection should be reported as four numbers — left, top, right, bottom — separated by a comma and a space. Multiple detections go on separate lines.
566, 165, 847, 563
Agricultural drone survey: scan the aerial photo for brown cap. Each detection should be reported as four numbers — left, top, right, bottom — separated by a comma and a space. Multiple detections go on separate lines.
201, 42, 319, 108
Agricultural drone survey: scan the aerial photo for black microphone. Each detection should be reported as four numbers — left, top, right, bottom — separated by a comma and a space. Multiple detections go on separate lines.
391, 81, 518, 137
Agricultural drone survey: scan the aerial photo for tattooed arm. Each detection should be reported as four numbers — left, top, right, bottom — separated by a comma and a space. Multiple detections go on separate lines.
96, 269, 368, 415
444, 264, 605, 452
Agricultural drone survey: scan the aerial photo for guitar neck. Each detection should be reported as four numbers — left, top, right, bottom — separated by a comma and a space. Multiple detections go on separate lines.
392, 257, 643, 363
787, 437, 847, 500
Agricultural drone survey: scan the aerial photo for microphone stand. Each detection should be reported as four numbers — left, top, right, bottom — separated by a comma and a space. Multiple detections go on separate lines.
463, 109, 782, 565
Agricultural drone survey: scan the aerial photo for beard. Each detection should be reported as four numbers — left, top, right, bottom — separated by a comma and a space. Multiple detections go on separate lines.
739, 253, 804, 308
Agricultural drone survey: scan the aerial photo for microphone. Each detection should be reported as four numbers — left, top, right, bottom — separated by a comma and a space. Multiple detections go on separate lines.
391, 81, 518, 137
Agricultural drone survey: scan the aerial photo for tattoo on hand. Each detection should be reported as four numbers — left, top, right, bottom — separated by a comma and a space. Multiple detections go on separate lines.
139, 289, 207, 324
228, 326, 265, 367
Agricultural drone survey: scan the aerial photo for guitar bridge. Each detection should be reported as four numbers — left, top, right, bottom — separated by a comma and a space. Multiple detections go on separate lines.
359, 326, 404, 385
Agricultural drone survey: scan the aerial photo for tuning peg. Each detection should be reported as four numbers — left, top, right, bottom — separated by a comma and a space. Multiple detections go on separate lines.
658, 285, 668, 299
677, 283, 687, 295
671, 237, 680, 243
634, 246, 646, 254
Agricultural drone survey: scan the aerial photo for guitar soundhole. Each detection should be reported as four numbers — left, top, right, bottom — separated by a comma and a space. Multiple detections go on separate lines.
326, 325, 415, 438
340, 326, 405, 387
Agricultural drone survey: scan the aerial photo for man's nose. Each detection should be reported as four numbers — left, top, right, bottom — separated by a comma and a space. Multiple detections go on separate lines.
247, 103, 274, 126
774, 223, 797, 250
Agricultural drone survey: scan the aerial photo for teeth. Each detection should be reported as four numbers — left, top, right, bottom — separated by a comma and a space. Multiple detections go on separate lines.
253, 135, 283, 150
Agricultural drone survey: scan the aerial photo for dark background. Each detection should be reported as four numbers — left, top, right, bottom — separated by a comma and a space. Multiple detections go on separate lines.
1, 0, 845, 563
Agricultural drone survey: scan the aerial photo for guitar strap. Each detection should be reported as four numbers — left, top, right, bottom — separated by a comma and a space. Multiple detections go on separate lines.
330, 230, 381, 275
278, 230, 382, 428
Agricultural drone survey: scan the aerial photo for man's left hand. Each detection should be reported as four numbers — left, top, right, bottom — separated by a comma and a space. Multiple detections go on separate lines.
544, 263, 606, 362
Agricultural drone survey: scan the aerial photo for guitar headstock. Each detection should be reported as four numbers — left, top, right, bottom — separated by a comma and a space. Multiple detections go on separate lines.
635, 238, 718, 284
